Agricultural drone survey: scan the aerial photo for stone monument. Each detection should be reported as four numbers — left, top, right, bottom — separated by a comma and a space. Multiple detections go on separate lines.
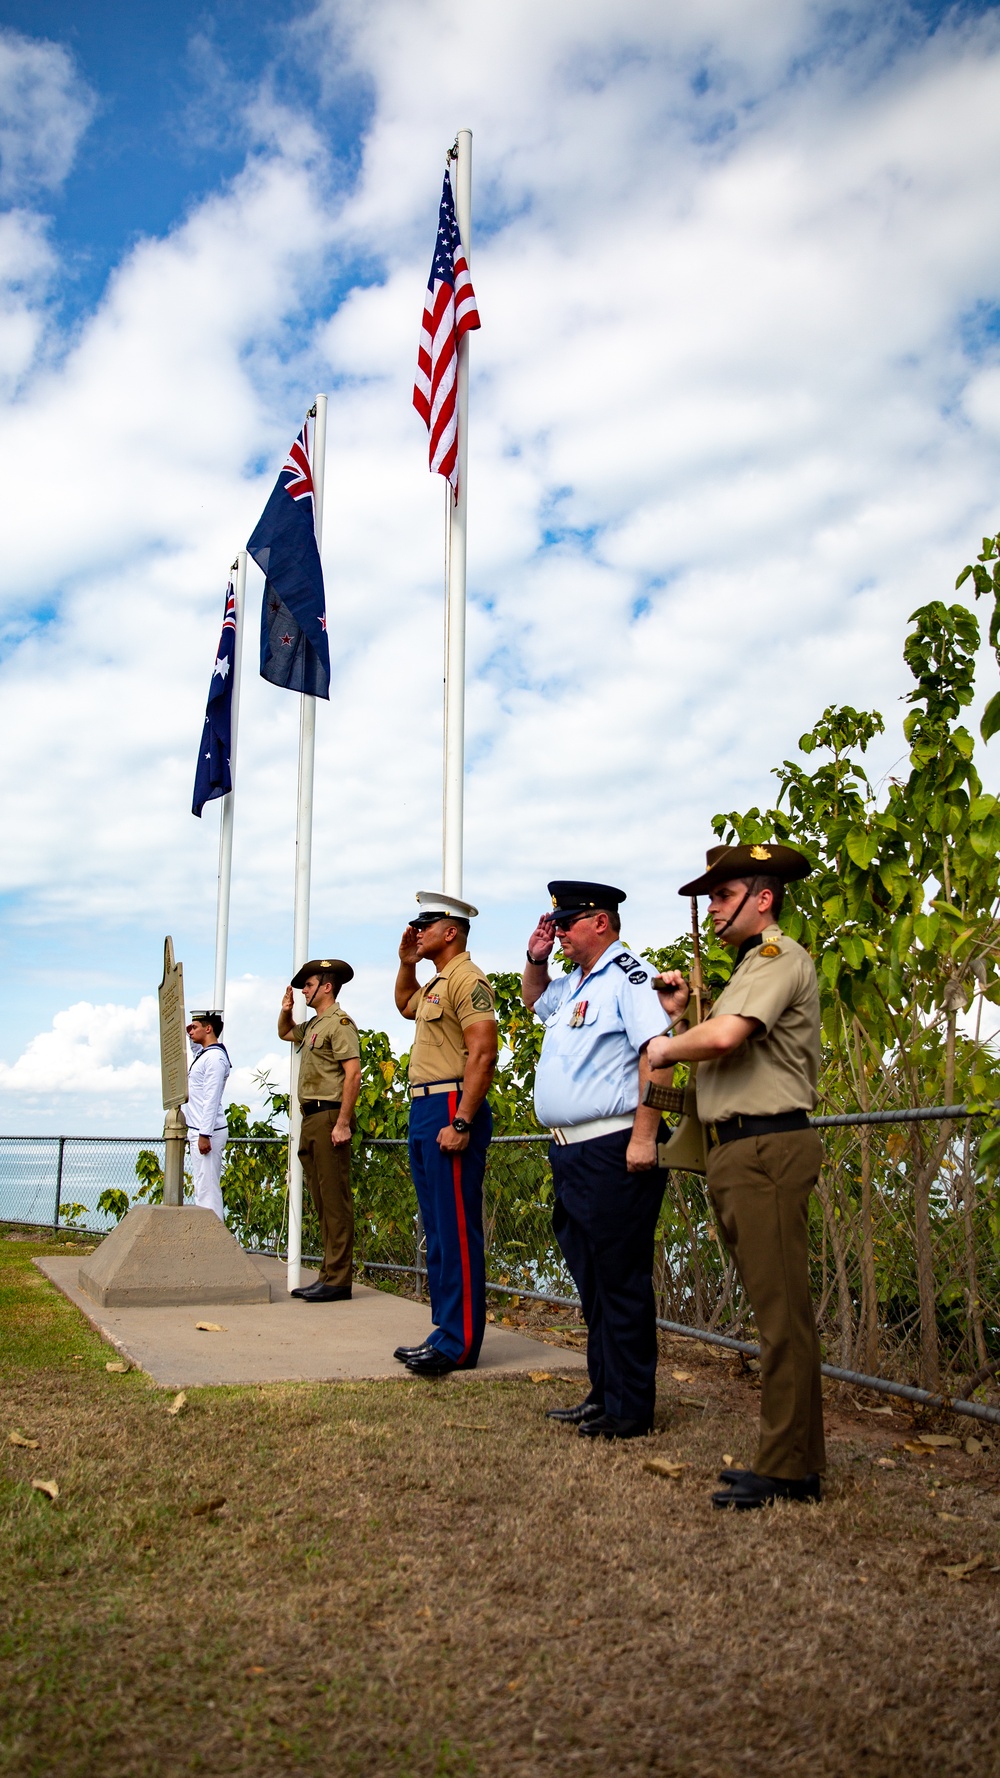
78, 938, 273, 1309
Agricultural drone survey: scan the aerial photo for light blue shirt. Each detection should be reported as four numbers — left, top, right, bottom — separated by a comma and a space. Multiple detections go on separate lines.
533, 941, 669, 1129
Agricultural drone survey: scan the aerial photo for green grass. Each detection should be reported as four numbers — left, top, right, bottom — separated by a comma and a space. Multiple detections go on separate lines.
3, 1234, 1000, 1778
0, 1238, 113, 1374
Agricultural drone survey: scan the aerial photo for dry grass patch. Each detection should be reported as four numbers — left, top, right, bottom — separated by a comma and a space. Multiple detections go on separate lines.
2, 1236, 999, 1776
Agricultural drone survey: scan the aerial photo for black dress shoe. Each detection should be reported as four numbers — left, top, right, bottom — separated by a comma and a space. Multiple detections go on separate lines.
404, 1347, 458, 1377
393, 1341, 434, 1363
578, 1413, 653, 1440
718, 1465, 754, 1484
546, 1399, 606, 1425
301, 1284, 352, 1303
712, 1471, 821, 1510
290, 1280, 323, 1298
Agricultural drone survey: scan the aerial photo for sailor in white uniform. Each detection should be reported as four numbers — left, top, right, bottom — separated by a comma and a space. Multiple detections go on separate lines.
183, 1010, 232, 1222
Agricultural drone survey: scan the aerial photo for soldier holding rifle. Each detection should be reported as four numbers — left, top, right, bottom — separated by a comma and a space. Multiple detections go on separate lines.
645, 843, 824, 1509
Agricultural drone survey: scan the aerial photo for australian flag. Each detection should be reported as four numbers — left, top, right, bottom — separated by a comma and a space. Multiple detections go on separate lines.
248, 416, 330, 698
192, 577, 238, 817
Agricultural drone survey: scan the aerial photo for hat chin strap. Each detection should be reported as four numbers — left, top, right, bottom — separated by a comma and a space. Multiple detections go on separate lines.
713, 885, 752, 939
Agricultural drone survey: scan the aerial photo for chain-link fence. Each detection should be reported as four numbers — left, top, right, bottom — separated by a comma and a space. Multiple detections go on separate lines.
2, 1115, 997, 1409
0, 1136, 167, 1234
655, 1114, 999, 1402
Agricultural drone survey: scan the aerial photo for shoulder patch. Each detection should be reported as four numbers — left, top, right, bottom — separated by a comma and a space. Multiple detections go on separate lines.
613, 954, 638, 972
759, 943, 781, 958
340, 1015, 352, 1025
470, 982, 494, 1012
629, 969, 648, 984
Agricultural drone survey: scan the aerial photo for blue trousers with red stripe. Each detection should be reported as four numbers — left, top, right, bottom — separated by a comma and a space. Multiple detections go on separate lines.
408, 1092, 491, 1366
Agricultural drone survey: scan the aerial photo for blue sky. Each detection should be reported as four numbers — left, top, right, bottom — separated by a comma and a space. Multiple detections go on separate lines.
2, 0, 1000, 1132
0, 0, 365, 314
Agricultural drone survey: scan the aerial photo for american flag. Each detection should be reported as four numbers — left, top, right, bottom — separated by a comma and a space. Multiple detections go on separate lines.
413, 169, 481, 491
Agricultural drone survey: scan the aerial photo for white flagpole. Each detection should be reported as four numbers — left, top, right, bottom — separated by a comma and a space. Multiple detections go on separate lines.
287, 394, 327, 1294
442, 127, 472, 898
213, 549, 247, 1014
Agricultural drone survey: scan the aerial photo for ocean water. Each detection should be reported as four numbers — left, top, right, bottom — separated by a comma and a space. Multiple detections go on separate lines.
0, 1138, 164, 1233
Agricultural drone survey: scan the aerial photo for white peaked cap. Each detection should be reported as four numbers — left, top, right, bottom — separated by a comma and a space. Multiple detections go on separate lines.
415, 889, 479, 919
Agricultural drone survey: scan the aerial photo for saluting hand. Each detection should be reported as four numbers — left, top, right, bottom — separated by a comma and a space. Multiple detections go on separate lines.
526, 915, 556, 962
653, 969, 690, 1021
398, 926, 420, 966
281, 986, 294, 1013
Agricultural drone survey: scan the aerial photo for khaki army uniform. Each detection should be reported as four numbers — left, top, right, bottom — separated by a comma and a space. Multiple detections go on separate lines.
697, 925, 825, 1480
291, 1003, 361, 1289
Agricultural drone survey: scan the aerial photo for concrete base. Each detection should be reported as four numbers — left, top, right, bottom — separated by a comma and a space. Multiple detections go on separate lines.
36, 1254, 589, 1388
77, 1204, 272, 1308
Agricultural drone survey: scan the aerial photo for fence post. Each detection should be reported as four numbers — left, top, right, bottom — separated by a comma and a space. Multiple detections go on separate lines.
53, 1136, 65, 1232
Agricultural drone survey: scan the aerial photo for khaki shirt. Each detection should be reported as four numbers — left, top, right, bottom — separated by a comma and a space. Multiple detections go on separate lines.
695, 925, 820, 1124
406, 951, 496, 1085
291, 1003, 361, 1103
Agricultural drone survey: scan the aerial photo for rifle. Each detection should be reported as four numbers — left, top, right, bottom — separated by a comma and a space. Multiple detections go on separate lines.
644, 896, 709, 1174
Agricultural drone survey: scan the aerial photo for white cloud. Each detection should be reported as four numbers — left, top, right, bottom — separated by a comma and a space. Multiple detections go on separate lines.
0, 30, 93, 397
3, 3, 1000, 1126
0, 207, 57, 392
0, 998, 160, 1099
0, 26, 94, 199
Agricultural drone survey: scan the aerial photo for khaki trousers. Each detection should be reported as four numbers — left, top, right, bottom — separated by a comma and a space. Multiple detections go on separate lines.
298, 1109, 354, 1288
707, 1128, 825, 1479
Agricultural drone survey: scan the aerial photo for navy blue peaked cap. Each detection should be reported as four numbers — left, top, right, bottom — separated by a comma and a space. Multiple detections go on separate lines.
547, 880, 626, 921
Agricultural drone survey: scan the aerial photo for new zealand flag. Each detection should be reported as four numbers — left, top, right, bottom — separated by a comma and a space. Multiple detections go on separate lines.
248, 416, 330, 698
192, 577, 238, 817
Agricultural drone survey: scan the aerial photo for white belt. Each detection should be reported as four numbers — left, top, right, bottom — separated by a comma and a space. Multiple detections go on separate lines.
550, 1114, 635, 1147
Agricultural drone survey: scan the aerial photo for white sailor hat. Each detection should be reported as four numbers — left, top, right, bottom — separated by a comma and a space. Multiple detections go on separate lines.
408, 889, 479, 928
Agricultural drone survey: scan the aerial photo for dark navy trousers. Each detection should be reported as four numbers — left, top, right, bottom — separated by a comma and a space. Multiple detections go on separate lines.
550, 1129, 666, 1422
408, 1092, 491, 1366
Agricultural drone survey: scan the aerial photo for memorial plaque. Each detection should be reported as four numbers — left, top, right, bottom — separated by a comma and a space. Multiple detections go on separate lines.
158, 936, 188, 1110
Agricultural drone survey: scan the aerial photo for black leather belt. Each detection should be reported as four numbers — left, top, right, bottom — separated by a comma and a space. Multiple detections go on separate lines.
707, 1109, 810, 1147
300, 1099, 342, 1117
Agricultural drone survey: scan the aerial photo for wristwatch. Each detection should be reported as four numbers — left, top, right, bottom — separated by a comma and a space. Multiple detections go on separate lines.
526, 951, 547, 966
451, 1116, 471, 1134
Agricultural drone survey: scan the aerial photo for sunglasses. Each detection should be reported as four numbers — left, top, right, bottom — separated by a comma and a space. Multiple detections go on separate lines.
552, 911, 601, 933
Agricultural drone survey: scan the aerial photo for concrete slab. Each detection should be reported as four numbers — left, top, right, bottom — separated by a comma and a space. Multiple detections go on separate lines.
35, 1255, 588, 1391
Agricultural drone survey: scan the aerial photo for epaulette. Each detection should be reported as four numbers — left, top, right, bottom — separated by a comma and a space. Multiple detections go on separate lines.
613, 953, 649, 984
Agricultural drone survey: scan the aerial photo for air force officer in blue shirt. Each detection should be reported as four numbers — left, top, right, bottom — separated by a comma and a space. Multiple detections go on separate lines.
523, 881, 672, 1440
